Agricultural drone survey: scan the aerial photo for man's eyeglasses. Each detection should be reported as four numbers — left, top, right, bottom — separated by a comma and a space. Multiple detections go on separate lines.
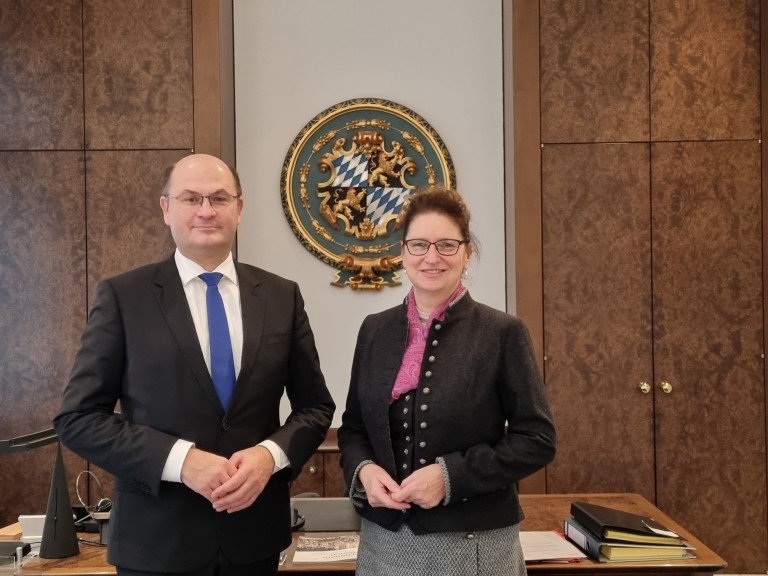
403, 239, 468, 256
165, 193, 240, 209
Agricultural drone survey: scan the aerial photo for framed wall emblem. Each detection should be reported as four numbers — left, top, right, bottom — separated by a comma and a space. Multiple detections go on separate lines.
281, 98, 455, 290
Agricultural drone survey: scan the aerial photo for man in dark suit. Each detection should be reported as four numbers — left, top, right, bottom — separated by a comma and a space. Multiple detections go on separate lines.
54, 153, 335, 576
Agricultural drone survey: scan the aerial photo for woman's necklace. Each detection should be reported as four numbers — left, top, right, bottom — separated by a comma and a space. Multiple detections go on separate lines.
415, 305, 431, 323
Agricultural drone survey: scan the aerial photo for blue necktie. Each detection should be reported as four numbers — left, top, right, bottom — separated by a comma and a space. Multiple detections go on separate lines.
199, 272, 236, 410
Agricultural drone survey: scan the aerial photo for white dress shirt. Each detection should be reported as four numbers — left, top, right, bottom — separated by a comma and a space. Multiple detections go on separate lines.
160, 249, 289, 482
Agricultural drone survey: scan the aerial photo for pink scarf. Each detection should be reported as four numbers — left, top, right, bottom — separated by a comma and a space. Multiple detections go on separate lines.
390, 283, 467, 403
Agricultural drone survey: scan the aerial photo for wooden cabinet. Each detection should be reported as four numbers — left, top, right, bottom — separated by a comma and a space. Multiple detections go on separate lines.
290, 429, 345, 497
541, 141, 766, 574
519, 1, 768, 572
541, 142, 656, 499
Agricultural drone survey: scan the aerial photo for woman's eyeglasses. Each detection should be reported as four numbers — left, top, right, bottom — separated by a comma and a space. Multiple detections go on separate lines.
403, 239, 468, 256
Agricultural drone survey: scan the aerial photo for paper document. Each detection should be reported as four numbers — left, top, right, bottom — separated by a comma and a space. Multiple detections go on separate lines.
521, 530, 588, 563
292, 534, 359, 563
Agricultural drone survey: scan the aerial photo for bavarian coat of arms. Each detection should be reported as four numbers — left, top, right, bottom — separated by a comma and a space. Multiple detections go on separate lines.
281, 98, 455, 290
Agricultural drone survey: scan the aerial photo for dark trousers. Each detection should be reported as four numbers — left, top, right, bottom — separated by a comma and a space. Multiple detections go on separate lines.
116, 550, 280, 576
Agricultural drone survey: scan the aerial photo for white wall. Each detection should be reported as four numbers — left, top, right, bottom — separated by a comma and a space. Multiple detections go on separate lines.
233, 0, 507, 426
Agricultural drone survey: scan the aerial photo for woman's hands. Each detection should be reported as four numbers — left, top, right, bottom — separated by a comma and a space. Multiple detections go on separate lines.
359, 463, 410, 510
391, 464, 446, 509
359, 463, 446, 510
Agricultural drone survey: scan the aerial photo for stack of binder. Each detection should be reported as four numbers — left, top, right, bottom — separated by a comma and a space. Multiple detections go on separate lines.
564, 501, 696, 562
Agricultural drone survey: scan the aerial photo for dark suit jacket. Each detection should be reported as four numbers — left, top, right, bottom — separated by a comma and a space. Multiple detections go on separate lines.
338, 293, 556, 534
54, 255, 334, 572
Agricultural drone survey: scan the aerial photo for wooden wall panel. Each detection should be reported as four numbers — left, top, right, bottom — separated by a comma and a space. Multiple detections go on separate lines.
652, 140, 766, 568
323, 453, 346, 497
540, 0, 649, 143
650, 0, 760, 141
83, 0, 194, 149
0, 0, 84, 150
0, 0, 223, 527
542, 143, 654, 499
81, 150, 181, 526
192, 0, 234, 163
0, 151, 86, 524
524, 0, 766, 571
86, 150, 184, 289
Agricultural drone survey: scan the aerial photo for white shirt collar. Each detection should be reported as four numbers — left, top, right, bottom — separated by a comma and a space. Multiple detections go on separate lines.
174, 249, 238, 287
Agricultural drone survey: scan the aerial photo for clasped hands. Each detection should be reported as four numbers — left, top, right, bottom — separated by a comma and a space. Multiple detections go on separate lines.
180, 445, 274, 513
358, 462, 446, 510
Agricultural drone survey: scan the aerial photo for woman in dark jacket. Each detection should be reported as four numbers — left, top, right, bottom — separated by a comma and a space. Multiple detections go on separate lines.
338, 186, 557, 576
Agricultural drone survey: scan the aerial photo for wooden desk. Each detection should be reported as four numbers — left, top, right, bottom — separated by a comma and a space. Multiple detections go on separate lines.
519, 493, 726, 576
20, 542, 113, 575
16, 493, 726, 576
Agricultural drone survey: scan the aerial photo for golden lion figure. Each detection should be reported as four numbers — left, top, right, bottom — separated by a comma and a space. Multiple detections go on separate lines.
369, 141, 405, 186
333, 188, 366, 219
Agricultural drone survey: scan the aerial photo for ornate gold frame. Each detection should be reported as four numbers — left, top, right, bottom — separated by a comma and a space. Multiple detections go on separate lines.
281, 98, 455, 290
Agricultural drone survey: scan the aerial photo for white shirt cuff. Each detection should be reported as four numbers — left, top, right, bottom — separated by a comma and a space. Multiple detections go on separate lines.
161, 439, 195, 482
259, 439, 290, 473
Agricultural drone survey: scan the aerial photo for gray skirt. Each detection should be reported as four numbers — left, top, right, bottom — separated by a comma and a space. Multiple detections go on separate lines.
355, 518, 527, 576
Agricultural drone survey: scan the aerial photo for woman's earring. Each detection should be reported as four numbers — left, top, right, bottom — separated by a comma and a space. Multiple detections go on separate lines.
461, 267, 468, 279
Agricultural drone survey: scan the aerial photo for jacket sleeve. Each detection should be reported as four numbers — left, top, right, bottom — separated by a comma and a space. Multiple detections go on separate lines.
265, 283, 335, 477
53, 279, 178, 496
440, 317, 557, 502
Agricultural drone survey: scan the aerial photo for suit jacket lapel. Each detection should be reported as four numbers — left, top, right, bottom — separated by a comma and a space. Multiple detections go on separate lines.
152, 256, 222, 410
233, 262, 264, 405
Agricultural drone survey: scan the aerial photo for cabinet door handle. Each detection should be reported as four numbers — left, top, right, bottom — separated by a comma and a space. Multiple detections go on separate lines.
308, 465, 317, 474
639, 382, 651, 394
660, 381, 673, 394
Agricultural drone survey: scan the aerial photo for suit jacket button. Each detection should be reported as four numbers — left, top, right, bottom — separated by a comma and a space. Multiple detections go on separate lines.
221, 418, 231, 430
